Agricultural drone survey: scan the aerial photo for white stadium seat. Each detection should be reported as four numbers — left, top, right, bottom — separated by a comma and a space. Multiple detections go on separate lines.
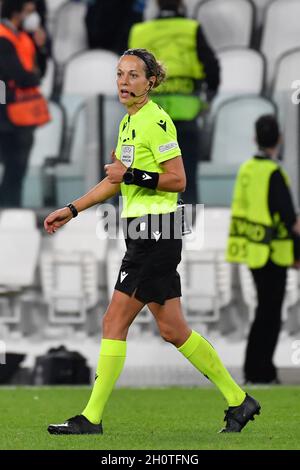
273, 48, 300, 94
61, 49, 119, 131
261, 0, 300, 87
180, 208, 232, 324
0, 209, 37, 229
40, 58, 55, 99
62, 49, 119, 96
0, 210, 41, 327
195, 0, 254, 51
251, 0, 272, 28
54, 103, 87, 205
22, 102, 64, 208
199, 95, 276, 205
211, 48, 265, 115
52, 1, 88, 66
40, 251, 99, 325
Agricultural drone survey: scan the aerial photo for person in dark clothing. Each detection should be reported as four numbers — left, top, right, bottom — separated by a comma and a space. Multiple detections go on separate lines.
85, 0, 145, 54
0, 0, 49, 207
129, 0, 220, 204
227, 115, 300, 384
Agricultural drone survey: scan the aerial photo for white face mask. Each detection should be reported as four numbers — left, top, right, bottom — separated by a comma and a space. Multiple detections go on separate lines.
22, 12, 41, 33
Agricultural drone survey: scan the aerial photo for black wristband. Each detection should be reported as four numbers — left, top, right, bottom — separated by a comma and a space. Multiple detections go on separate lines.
66, 203, 78, 218
123, 168, 159, 189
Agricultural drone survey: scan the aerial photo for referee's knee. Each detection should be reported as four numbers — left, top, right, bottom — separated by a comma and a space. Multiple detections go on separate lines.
159, 325, 179, 345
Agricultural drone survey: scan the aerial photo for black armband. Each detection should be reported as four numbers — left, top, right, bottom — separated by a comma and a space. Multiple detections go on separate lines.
66, 203, 78, 218
123, 168, 159, 189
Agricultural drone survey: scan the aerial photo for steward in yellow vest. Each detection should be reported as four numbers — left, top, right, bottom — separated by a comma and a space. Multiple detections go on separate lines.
227, 114, 300, 384
226, 156, 294, 268
129, 1, 219, 121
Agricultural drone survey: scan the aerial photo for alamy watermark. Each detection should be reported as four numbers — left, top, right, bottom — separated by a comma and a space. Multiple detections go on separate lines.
0, 80, 6, 104
93, 199, 205, 250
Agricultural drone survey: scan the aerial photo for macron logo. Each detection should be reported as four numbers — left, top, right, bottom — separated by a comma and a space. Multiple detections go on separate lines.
120, 271, 128, 283
153, 231, 162, 242
142, 173, 152, 180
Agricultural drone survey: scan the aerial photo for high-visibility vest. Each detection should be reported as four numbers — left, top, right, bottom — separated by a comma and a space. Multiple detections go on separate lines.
129, 17, 206, 120
0, 23, 50, 127
226, 157, 294, 268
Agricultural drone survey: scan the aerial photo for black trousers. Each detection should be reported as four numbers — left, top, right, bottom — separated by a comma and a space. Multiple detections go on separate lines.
174, 119, 199, 205
0, 128, 34, 207
244, 260, 287, 383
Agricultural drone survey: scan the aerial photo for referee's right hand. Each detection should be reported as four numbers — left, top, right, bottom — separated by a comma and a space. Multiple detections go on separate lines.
44, 207, 73, 234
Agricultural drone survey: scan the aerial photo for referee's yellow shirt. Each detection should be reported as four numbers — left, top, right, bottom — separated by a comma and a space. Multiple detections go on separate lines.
116, 100, 181, 218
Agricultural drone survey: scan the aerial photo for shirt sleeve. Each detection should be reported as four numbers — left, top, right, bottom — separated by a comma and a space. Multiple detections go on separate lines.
268, 169, 297, 230
146, 116, 182, 165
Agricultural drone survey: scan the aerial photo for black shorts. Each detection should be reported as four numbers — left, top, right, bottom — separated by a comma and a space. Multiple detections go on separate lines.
114, 214, 182, 305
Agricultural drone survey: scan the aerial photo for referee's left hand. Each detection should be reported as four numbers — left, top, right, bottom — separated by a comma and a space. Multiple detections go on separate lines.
104, 151, 127, 184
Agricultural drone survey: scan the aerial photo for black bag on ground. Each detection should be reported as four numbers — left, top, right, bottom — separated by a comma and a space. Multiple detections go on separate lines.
32, 345, 90, 385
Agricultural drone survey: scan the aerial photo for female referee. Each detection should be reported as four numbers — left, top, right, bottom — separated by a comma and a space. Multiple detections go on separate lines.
45, 49, 260, 435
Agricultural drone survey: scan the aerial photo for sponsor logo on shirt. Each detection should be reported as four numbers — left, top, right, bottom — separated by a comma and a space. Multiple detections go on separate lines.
158, 142, 178, 153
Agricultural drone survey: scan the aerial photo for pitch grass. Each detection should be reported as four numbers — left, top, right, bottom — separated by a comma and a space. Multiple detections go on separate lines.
0, 386, 299, 450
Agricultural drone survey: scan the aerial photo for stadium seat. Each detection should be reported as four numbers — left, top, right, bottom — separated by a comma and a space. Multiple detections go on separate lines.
211, 48, 265, 115
273, 48, 300, 96
102, 96, 127, 165
61, 49, 119, 131
22, 102, 65, 208
0, 211, 41, 328
54, 102, 87, 205
180, 207, 232, 325
261, 0, 300, 88
195, 0, 254, 51
52, 1, 88, 66
239, 264, 299, 326
0, 209, 37, 229
45, 0, 66, 29
40, 251, 99, 325
251, 0, 272, 28
62, 49, 118, 97
55, 95, 124, 212
271, 48, 300, 199
199, 95, 276, 206
50, 208, 109, 288
40, 58, 55, 99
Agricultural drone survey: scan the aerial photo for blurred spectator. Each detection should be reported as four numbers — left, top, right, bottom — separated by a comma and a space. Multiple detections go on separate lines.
85, 0, 146, 54
129, 0, 220, 204
227, 115, 300, 384
0, 0, 50, 207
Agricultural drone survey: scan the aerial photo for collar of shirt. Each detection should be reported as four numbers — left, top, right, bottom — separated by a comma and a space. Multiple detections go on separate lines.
254, 151, 272, 160
157, 9, 185, 19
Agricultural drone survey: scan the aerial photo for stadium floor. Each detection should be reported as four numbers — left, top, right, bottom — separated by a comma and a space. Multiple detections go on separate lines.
0, 386, 299, 450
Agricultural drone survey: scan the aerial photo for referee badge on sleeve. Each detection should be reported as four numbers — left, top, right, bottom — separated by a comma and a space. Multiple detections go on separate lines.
121, 145, 135, 167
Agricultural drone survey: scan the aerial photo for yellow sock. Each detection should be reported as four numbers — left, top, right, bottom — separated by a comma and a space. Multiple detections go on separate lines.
82, 339, 126, 424
178, 330, 245, 406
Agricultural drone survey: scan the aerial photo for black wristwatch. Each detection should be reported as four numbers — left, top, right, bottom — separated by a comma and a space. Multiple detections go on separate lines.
66, 203, 78, 218
123, 168, 135, 185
